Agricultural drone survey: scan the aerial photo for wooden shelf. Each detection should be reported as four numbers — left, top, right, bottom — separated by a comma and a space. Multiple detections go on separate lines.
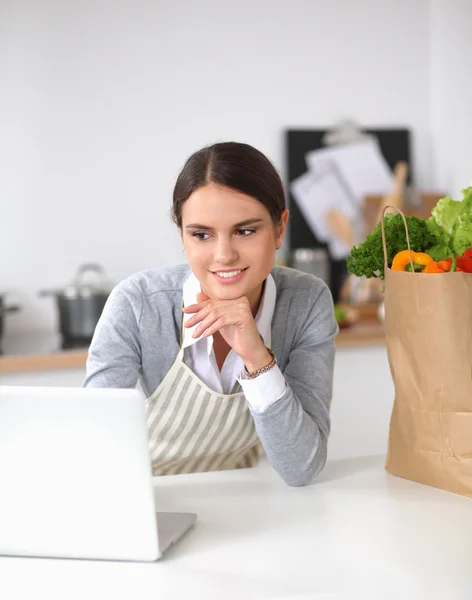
0, 319, 385, 374
336, 321, 385, 347
0, 349, 88, 374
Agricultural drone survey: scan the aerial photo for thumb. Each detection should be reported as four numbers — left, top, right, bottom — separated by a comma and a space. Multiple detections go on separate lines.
196, 292, 210, 302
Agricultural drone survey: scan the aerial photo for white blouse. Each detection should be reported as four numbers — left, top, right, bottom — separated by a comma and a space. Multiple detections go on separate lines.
181, 272, 286, 414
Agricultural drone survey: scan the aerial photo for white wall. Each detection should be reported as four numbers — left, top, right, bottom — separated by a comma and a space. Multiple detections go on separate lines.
429, 0, 472, 196
1, 0, 432, 335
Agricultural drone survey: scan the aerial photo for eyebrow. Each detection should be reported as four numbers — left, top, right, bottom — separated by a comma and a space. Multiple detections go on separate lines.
185, 218, 265, 230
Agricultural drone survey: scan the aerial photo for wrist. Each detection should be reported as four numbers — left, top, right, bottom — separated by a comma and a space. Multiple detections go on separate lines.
243, 347, 273, 374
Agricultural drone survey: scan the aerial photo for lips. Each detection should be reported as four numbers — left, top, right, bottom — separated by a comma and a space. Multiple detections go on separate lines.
211, 267, 248, 275
211, 267, 248, 283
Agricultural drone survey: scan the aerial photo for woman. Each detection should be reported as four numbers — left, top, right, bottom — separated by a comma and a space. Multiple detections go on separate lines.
84, 141, 338, 486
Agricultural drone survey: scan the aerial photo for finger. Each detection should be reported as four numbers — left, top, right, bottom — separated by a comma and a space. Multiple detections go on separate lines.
201, 315, 239, 337
186, 300, 236, 329
182, 299, 211, 315
183, 302, 205, 315
192, 312, 221, 338
192, 306, 240, 338
197, 292, 210, 302
185, 303, 216, 328
182, 293, 211, 315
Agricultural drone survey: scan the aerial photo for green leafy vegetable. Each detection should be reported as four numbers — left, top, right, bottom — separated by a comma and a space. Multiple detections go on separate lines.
426, 187, 472, 260
346, 214, 436, 280
453, 213, 472, 256
334, 306, 346, 323
431, 196, 463, 234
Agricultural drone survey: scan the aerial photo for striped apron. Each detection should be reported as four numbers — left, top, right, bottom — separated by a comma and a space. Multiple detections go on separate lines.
145, 311, 264, 476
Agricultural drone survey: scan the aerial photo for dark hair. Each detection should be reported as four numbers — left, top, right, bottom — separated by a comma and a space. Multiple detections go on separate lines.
171, 141, 286, 229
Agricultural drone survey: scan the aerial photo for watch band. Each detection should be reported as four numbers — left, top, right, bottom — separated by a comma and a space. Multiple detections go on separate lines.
244, 348, 277, 379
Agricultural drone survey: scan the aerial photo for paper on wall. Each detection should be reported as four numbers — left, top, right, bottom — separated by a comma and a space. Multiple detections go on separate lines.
305, 138, 393, 204
290, 167, 358, 259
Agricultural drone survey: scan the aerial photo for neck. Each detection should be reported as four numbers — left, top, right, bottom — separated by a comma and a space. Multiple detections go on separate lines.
247, 280, 266, 317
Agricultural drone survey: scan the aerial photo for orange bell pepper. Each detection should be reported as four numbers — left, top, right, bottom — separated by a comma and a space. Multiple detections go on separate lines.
423, 261, 445, 273
391, 250, 433, 272
423, 260, 463, 273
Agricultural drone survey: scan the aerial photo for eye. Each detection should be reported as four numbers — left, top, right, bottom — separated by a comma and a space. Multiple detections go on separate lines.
236, 228, 257, 236
191, 231, 210, 241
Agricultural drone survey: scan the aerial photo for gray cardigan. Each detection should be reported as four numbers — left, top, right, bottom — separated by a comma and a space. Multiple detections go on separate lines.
84, 263, 338, 486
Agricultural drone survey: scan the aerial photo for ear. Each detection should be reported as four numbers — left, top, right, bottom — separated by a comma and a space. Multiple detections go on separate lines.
275, 209, 289, 249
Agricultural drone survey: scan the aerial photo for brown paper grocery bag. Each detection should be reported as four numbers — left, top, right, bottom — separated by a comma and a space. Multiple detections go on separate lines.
381, 207, 472, 497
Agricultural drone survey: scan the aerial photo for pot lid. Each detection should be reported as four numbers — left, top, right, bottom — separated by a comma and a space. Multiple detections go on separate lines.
41, 263, 113, 299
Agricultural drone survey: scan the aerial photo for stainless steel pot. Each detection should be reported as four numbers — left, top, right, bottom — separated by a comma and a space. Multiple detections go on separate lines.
40, 263, 113, 347
289, 248, 331, 288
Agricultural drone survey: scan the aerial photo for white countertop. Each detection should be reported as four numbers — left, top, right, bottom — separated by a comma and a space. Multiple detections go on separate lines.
0, 455, 471, 600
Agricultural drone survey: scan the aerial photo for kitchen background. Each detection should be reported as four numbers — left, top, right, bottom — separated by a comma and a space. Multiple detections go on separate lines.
1, 0, 470, 343
1, 0, 470, 461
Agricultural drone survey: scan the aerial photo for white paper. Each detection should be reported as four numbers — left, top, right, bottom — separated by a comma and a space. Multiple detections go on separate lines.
305, 138, 393, 204
290, 168, 358, 260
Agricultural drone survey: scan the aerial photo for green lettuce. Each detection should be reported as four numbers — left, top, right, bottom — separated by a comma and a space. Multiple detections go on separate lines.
426, 186, 472, 260
453, 212, 472, 256
431, 196, 463, 234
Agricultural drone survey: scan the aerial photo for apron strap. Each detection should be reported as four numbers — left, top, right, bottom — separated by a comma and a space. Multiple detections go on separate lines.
179, 299, 185, 347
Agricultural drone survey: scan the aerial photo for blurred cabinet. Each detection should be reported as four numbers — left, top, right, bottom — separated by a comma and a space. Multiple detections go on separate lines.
329, 345, 394, 460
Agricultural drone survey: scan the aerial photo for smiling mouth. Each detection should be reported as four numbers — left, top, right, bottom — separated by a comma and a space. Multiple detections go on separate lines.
212, 267, 248, 279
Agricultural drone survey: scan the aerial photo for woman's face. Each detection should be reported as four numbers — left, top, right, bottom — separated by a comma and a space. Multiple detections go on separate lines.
180, 183, 288, 312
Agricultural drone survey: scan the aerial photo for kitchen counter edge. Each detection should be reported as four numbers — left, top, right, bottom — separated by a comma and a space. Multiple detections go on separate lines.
0, 322, 385, 374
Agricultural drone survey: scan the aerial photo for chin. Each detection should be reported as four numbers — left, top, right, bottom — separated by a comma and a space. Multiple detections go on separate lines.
209, 286, 244, 300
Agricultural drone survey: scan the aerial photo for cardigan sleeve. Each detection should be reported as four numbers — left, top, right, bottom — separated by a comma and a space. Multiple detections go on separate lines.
83, 281, 143, 389
249, 281, 338, 486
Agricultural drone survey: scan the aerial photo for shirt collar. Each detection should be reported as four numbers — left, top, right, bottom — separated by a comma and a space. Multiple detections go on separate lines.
181, 271, 276, 353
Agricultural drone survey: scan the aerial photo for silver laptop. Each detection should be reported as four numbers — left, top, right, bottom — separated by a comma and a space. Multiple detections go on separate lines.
0, 385, 196, 562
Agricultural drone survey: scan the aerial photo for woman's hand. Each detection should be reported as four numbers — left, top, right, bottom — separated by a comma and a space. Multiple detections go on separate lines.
183, 292, 271, 370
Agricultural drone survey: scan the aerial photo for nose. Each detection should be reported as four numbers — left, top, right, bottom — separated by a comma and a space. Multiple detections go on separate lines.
214, 236, 239, 264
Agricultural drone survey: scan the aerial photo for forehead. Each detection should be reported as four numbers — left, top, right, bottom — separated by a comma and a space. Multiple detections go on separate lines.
182, 184, 270, 224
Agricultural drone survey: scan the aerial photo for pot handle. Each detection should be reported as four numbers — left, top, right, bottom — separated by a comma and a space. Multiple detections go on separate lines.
5, 305, 20, 313
0, 305, 20, 315
73, 263, 108, 288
